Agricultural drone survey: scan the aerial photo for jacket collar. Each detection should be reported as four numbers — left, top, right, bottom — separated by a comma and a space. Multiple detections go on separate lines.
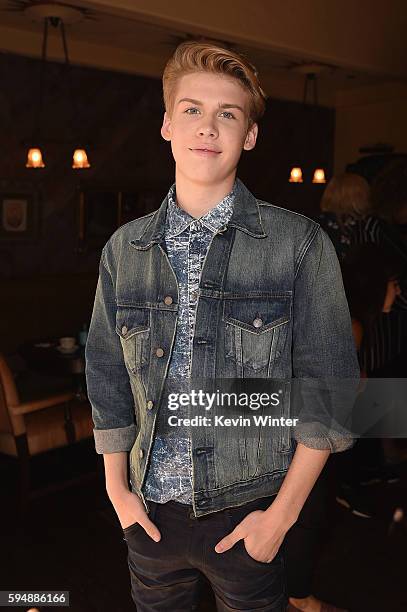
129, 177, 267, 250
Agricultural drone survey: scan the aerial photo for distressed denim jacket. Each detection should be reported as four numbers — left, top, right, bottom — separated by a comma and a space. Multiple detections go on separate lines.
85, 178, 359, 517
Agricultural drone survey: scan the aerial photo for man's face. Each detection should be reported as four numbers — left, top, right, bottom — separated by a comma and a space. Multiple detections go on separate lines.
161, 72, 258, 186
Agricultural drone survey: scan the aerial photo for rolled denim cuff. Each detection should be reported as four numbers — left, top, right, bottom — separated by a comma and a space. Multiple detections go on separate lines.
93, 423, 137, 454
294, 422, 355, 453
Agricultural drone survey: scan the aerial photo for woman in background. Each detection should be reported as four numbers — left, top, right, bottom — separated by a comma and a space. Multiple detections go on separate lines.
318, 172, 371, 260
318, 163, 407, 378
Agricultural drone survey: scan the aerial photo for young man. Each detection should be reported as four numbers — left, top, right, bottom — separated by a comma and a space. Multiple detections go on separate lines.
85, 41, 359, 611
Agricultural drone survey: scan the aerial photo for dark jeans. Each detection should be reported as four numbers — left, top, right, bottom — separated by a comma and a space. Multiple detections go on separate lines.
123, 495, 287, 611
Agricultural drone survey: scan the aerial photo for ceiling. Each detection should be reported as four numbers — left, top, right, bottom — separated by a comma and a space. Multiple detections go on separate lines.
0, 0, 406, 106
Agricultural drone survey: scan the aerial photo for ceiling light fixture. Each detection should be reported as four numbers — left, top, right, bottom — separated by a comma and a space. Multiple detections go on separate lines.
23, 2, 90, 169
288, 69, 327, 184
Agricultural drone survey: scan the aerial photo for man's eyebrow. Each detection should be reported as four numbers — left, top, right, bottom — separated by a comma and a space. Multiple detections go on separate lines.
177, 98, 202, 106
177, 98, 245, 113
219, 103, 245, 113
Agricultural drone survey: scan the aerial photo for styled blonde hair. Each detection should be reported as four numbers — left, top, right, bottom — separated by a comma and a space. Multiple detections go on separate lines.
320, 173, 371, 220
162, 40, 267, 126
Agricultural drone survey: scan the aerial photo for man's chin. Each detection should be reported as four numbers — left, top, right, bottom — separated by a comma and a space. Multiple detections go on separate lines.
176, 166, 237, 186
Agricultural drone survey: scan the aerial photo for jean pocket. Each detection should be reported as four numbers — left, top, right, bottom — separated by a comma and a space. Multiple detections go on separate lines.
122, 521, 142, 535
122, 502, 158, 538
225, 498, 279, 566
116, 306, 151, 374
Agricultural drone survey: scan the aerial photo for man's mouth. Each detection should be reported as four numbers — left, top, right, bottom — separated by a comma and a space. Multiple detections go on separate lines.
189, 148, 221, 154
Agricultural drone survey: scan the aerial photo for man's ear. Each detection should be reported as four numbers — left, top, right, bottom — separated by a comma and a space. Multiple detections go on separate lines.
243, 122, 258, 151
161, 112, 172, 141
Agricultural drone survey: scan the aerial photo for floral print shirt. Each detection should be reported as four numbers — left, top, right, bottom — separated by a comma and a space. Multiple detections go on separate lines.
143, 182, 235, 504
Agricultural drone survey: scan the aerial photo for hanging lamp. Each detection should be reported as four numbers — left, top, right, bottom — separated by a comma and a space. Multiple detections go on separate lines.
23, 3, 90, 169
288, 70, 327, 184
312, 168, 326, 184
289, 167, 303, 183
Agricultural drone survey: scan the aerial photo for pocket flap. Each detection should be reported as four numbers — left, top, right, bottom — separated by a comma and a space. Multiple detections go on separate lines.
223, 297, 290, 334
116, 306, 150, 339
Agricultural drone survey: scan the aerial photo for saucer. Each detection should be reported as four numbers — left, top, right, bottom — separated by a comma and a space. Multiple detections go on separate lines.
57, 344, 79, 353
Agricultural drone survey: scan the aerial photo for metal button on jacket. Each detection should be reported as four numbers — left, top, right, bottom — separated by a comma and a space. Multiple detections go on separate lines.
121, 325, 128, 335
146, 400, 154, 410
253, 318, 263, 328
164, 296, 173, 305
155, 347, 164, 358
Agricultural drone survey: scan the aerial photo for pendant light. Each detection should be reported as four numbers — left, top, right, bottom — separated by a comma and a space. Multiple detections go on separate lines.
288, 70, 327, 184
289, 167, 303, 183
312, 168, 326, 184
24, 5, 90, 169
25, 18, 48, 168
59, 17, 91, 169
26, 148, 45, 168
72, 148, 90, 169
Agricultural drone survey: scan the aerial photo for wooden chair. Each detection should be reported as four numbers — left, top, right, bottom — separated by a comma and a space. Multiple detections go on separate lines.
0, 353, 95, 510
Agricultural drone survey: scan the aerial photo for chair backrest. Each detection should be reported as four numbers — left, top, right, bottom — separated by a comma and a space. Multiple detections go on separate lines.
0, 354, 25, 435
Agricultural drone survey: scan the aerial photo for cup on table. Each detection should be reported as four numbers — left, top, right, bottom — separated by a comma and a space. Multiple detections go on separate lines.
59, 336, 76, 350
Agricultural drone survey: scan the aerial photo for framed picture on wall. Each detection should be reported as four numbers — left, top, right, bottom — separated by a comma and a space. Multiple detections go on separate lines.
0, 192, 40, 242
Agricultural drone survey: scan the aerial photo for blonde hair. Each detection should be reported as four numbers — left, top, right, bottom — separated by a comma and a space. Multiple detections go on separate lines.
320, 173, 371, 220
162, 40, 267, 126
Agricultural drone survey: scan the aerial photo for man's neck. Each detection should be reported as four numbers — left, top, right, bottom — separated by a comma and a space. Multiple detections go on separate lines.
174, 169, 236, 218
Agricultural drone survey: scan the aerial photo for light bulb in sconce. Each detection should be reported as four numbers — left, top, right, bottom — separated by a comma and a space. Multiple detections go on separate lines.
289, 166, 303, 183
312, 168, 326, 184
26, 147, 45, 168
72, 148, 90, 169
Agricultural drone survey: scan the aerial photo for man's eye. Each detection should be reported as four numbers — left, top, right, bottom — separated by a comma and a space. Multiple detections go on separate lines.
220, 111, 235, 119
185, 107, 200, 114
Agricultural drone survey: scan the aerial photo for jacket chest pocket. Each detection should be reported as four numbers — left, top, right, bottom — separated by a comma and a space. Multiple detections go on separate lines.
116, 306, 151, 374
223, 296, 291, 375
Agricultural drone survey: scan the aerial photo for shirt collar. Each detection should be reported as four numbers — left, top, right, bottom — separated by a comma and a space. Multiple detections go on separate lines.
129, 178, 266, 251
165, 182, 236, 238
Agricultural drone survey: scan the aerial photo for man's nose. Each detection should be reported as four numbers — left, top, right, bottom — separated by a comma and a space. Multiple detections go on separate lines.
197, 120, 218, 138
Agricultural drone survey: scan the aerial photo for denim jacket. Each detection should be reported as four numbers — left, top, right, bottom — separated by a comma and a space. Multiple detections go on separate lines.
85, 178, 359, 517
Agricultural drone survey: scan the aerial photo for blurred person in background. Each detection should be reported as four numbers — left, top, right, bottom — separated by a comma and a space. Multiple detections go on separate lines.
318, 172, 371, 260
285, 243, 402, 612
318, 165, 407, 378
336, 244, 402, 516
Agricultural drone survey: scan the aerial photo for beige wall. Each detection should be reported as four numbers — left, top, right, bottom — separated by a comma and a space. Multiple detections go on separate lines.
334, 82, 407, 173
79, 0, 407, 78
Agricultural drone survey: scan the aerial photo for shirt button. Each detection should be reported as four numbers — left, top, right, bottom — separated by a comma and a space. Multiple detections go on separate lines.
164, 296, 173, 305
139, 448, 144, 459
155, 347, 164, 358
191, 290, 198, 300
253, 317, 263, 328
121, 325, 128, 335
146, 400, 154, 410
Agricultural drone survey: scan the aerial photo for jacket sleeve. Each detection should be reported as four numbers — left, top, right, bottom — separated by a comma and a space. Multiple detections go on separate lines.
85, 247, 136, 454
292, 226, 360, 452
